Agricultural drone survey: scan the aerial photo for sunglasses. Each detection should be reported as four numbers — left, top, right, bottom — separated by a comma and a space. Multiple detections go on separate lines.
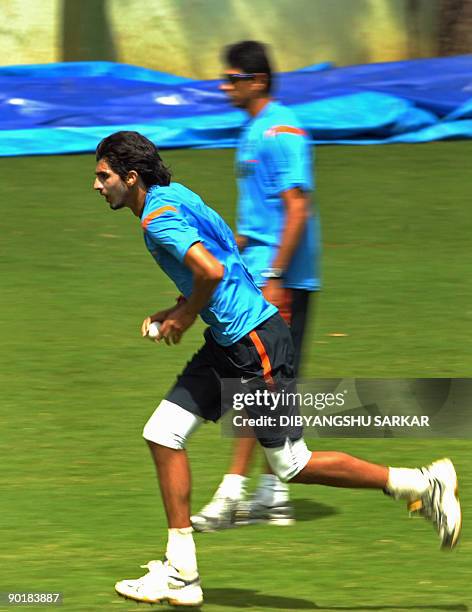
222, 73, 256, 84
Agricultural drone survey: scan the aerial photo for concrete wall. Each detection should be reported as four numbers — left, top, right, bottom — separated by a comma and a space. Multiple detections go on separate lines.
0, 0, 440, 76
1, 0, 59, 64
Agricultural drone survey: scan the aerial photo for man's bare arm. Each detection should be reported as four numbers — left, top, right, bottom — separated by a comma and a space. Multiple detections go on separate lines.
262, 187, 310, 310
158, 243, 224, 344
271, 187, 309, 272
234, 234, 248, 252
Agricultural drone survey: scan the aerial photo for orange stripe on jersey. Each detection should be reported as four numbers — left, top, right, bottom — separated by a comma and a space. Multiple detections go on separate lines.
266, 125, 307, 137
141, 205, 177, 229
249, 330, 275, 387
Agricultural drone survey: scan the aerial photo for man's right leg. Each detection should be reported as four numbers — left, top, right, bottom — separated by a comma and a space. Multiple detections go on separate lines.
290, 449, 388, 488
236, 290, 313, 524
208, 437, 256, 524
263, 438, 462, 549
191, 435, 293, 530
231, 291, 313, 524
228, 436, 258, 476
192, 292, 311, 532
190, 435, 251, 532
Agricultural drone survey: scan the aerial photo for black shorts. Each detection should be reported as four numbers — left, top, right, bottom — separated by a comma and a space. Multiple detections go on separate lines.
282, 288, 314, 377
166, 313, 303, 447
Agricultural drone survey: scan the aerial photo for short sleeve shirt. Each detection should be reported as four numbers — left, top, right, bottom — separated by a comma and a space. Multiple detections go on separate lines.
236, 101, 321, 291
141, 183, 277, 346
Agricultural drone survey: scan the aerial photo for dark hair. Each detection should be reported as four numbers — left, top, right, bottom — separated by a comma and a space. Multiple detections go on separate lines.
96, 131, 171, 188
224, 40, 273, 94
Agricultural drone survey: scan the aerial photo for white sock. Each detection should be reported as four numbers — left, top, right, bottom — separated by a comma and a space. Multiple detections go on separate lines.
217, 474, 248, 500
166, 527, 197, 577
256, 474, 289, 505
385, 467, 430, 500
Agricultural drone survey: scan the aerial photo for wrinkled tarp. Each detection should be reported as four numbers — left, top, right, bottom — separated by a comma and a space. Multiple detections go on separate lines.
0, 56, 471, 156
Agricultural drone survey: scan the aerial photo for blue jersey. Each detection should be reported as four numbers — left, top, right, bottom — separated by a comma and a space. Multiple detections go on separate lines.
236, 101, 321, 291
140, 183, 277, 346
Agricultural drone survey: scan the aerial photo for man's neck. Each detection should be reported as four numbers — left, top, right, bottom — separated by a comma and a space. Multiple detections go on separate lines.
247, 96, 271, 118
129, 186, 148, 218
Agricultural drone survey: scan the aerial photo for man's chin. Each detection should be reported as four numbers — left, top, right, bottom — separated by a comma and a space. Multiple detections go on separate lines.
109, 201, 125, 210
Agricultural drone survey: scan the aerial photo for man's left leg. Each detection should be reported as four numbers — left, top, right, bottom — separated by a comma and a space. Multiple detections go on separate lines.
147, 441, 193, 529
115, 336, 224, 604
115, 399, 204, 606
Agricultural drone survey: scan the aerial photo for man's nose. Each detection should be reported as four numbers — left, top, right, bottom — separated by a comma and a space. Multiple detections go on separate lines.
93, 178, 101, 191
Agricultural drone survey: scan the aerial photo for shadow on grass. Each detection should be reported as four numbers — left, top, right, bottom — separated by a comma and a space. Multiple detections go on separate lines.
312, 604, 468, 611
292, 498, 340, 522
189, 588, 317, 609
201, 589, 468, 610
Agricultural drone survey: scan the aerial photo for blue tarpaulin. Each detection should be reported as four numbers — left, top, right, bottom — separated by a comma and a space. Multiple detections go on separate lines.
0, 56, 471, 156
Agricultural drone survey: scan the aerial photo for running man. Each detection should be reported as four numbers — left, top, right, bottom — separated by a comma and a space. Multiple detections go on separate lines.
94, 130, 461, 607
193, 40, 321, 531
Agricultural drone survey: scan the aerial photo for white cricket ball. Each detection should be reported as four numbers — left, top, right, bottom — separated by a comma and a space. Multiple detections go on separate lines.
148, 321, 162, 340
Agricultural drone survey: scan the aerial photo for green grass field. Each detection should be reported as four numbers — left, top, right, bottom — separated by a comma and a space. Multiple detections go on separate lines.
1, 143, 471, 611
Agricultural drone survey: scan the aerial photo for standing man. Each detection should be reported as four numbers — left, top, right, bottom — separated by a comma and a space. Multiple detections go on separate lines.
192, 40, 321, 531
95, 131, 461, 607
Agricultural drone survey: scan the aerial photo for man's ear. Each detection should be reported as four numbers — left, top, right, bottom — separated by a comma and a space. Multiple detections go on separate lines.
253, 73, 269, 93
126, 170, 139, 186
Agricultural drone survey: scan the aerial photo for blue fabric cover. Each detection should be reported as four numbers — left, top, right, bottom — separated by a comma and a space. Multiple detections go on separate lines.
1, 57, 471, 156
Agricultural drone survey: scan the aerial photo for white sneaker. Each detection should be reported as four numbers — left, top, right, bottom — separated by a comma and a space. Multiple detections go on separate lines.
234, 497, 295, 526
115, 559, 203, 606
408, 458, 462, 549
191, 491, 238, 532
